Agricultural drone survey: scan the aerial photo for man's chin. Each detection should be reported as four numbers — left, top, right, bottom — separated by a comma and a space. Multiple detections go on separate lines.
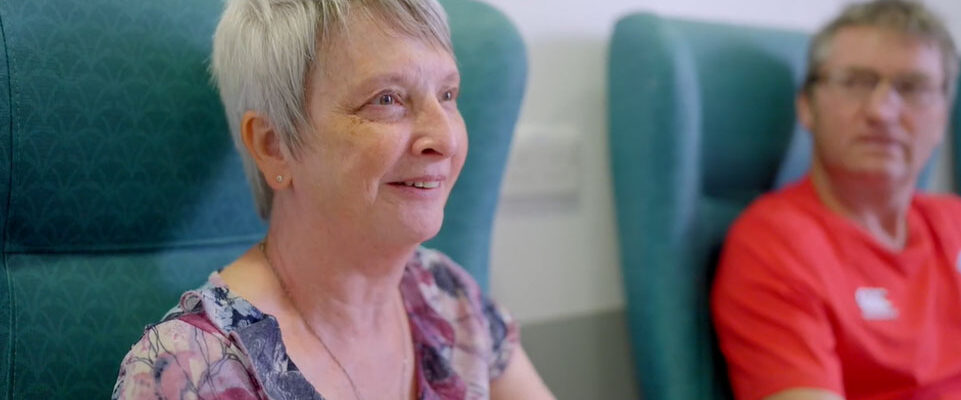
843, 164, 914, 188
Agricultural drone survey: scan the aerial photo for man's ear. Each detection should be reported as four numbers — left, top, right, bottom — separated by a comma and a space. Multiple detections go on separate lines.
797, 91, 815, 134
241, 111, 292, 189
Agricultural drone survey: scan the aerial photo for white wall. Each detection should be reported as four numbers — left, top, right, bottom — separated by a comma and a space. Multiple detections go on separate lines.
486, 0, 961, 324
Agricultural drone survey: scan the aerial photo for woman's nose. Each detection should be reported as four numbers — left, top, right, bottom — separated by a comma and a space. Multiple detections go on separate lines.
411, 98, 459, 158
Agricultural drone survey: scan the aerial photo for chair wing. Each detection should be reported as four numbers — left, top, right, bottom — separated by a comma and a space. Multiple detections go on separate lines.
0, 0, 525, 397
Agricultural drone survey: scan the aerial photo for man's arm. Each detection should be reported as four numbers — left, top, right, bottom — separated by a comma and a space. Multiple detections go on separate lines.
765, 388, 845, 400
712, 208, 845, 400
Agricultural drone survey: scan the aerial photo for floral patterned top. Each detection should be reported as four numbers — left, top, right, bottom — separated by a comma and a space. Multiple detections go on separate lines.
112, 247, 518, 400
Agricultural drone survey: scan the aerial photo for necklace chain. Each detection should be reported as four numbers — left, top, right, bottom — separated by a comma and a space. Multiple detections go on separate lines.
259, 241, 411, 400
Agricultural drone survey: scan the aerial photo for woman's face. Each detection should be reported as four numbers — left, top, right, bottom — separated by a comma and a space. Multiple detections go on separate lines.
289, 15, 467, 246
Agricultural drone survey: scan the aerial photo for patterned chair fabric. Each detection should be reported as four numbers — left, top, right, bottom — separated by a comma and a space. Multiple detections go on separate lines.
0, 0, 526, 398
608, 12, 961, 400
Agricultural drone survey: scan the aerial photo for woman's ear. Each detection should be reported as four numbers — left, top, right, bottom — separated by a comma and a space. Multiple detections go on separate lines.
241, 111, 292, 189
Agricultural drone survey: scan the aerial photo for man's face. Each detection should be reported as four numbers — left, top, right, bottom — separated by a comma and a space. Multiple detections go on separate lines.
799, 26, 949, 187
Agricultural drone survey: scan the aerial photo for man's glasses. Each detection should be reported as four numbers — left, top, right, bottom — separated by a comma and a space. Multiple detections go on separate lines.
810, 68, 945, 108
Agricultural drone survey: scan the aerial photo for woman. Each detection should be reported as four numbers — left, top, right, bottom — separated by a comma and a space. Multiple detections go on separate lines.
112, 0, 554, 399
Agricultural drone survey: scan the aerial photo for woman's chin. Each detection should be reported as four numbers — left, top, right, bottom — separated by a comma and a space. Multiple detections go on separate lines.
411, 220, 445, 244
380, 213, 446, 246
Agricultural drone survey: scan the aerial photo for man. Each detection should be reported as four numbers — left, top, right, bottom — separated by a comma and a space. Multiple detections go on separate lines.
711, 1, 960, 399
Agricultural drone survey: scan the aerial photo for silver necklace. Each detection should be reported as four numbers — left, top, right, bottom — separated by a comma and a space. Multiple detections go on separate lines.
259, 241, 412, 400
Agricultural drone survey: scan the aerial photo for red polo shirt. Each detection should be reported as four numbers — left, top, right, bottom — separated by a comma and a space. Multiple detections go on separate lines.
712, 177, 961, 400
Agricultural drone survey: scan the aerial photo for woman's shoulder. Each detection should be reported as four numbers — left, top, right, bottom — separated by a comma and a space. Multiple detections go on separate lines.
112, 273, 268, 399
406, 247, 520, 382
112, 312, 260, 399
408, 247, 485, 300
122, 311, 232, 359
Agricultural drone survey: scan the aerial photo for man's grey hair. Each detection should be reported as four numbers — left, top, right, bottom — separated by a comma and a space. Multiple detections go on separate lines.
801, 0, 958, 100
211, 0, 454, 219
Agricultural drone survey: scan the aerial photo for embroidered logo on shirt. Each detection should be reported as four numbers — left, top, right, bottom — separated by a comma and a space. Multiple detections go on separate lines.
855, 287, 898, 320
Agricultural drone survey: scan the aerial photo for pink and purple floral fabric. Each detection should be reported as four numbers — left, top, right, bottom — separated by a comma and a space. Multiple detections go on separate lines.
112, 247, 518, 400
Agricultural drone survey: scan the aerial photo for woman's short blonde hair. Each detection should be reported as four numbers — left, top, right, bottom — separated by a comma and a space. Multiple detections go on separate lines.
211, 0, 454, 219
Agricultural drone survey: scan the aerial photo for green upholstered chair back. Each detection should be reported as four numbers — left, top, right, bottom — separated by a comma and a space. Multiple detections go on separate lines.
609, 12, 961, 400
0, 0, 526, 398
427, 0, 527, 290
609, 17, 806, 400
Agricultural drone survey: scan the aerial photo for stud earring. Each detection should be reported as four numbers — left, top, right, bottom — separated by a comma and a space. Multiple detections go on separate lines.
275, 175, 283, 183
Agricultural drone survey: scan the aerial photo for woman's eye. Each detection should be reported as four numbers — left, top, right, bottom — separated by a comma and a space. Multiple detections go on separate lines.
377, 93, 396, 105
358, 91, 406, 121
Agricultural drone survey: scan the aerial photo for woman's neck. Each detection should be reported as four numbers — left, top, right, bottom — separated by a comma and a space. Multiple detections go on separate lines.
262, 201, 418, 333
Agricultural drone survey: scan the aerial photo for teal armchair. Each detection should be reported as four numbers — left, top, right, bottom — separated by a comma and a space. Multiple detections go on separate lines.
609, 13, 814, 400
609, 12, 961, 400
427, 0, 527, 291
0, 0, 525, 398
